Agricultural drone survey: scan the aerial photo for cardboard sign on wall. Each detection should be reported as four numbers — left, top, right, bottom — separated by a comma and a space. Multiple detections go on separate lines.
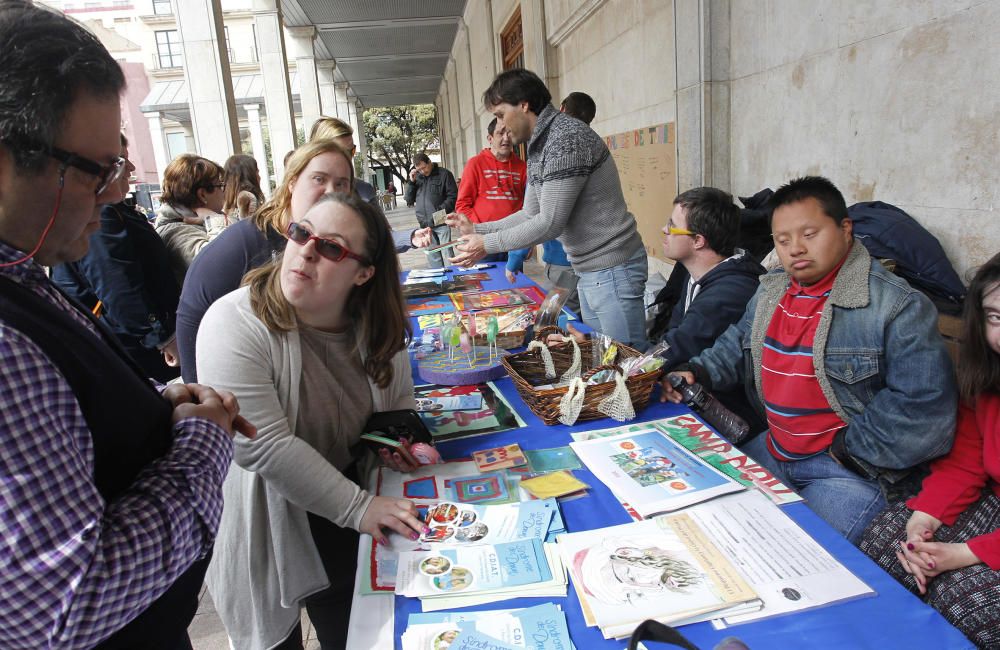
605, 123, 677, 262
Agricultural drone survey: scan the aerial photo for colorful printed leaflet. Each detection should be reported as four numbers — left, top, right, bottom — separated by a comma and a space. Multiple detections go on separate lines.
402, 604, 572, 650
571, 414, 803, 506
570, 428, 744, 519
557, 509, 759, 639
419, 500, 555, 547
396, 538, 552, 598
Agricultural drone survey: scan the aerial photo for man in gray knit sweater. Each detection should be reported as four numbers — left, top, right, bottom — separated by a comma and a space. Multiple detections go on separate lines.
448, 69, 648, 347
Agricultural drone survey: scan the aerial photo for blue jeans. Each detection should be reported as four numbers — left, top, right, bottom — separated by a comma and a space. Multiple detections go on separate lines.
424, 224, 452, 268
576, 248, 648, 348
741, 433, 886, 544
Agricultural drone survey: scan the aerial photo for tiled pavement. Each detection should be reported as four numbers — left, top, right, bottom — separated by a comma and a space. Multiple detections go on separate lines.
190, 202, 549, 649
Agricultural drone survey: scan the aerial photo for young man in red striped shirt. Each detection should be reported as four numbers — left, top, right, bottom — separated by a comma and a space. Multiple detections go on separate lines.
664, 176, 956, 544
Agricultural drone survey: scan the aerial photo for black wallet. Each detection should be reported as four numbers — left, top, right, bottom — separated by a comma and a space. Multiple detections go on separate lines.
360, 409, 433, 461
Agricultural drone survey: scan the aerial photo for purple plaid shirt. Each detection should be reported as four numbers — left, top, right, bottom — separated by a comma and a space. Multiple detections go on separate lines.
0, 241, 233, 648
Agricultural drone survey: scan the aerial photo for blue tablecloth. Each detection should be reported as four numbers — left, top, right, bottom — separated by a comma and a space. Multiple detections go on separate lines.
394, 267, 972, 649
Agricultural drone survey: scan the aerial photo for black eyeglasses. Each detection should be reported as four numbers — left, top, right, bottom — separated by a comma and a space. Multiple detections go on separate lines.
285, 222, 369, 264
48, 146, 127, 195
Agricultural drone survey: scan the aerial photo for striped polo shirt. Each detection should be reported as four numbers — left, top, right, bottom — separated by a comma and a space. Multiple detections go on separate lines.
760, 258, 847, 460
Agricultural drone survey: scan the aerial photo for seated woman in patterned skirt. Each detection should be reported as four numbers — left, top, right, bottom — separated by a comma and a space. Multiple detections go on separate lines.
860, 251, 1000, 648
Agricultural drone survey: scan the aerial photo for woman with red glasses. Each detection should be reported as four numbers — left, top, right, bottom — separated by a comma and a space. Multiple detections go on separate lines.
177, 139, 432, 384
197, 192, 424, 650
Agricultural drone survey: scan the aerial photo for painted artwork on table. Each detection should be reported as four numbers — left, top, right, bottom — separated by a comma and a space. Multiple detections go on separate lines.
416, 306, 534, 333
407, 295, 457, 316
413, 382, 525, 442
450, 287, 544, 311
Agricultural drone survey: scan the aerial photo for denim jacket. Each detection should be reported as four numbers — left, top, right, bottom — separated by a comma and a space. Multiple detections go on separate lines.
690, 241, 956, 481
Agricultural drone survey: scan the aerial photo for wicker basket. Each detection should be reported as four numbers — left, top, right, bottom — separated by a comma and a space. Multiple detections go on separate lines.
501, 326, 661, 425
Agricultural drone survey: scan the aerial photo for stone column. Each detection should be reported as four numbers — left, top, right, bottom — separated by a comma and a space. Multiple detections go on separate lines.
334, 82, 351, 121
287, 25, 321, 137
673, 0, 731, 190
244, 104, 271, 198
174, 0, 239, 164
521, 0, 550, 83
252, 0, 296, 183
354, 98, 370, 184
345, 91, 360, 138
317, 60, 337, 117
144, 111, 170, 178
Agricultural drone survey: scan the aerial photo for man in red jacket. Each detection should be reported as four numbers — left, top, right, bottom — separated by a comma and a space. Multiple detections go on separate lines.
454, 118, 527, 262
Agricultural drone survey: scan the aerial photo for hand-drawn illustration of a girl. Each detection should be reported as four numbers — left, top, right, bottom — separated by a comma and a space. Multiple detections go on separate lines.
577, 536, 704, 605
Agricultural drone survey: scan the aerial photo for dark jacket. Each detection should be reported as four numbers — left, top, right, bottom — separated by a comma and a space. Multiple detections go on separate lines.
651, 251, 766, 430
51, 202, 181, 382
176, 218, 285, 382
848, 201, 966, 313
0, 276, 209, 649
404, 164, 458, 228
691, 242, 956, 482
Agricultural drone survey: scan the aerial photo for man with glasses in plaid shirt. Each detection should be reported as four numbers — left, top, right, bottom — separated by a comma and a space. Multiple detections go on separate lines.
0, 5, 254, 649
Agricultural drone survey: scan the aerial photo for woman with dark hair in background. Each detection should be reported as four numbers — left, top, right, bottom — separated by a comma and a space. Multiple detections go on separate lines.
861, 251, 1000, 648
52, 135, 182, 382
222, 153, 266, 224
154, 153, 226, 284
198, 193, 424, 649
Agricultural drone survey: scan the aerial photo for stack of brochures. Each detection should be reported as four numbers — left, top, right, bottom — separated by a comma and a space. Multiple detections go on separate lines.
558, 491, 875, 638
570, 426, 745, 519
395, 538, 567, 611
400, 603, 573, 650
366, 487, 559, 593
385, 494, 567, 611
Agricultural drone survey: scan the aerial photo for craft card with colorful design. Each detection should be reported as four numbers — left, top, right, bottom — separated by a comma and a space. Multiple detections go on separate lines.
473, 443, 527, 471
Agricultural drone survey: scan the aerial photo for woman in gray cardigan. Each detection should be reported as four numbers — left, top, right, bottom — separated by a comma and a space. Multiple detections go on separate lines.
197, 193, 425, 649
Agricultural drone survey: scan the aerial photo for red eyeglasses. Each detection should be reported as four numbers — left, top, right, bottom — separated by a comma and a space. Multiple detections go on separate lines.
285, 222, 369, 264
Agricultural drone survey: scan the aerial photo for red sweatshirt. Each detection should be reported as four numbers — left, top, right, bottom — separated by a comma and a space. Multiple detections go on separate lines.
907, 393, 1000, 569
455, 148, 526, 224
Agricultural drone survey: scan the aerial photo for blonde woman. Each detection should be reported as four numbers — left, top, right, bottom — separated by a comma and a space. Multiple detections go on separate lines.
310, 116, 432, 249
198, 193, 424, 649
176, 140, 354, 381
177, 140, 430, 382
